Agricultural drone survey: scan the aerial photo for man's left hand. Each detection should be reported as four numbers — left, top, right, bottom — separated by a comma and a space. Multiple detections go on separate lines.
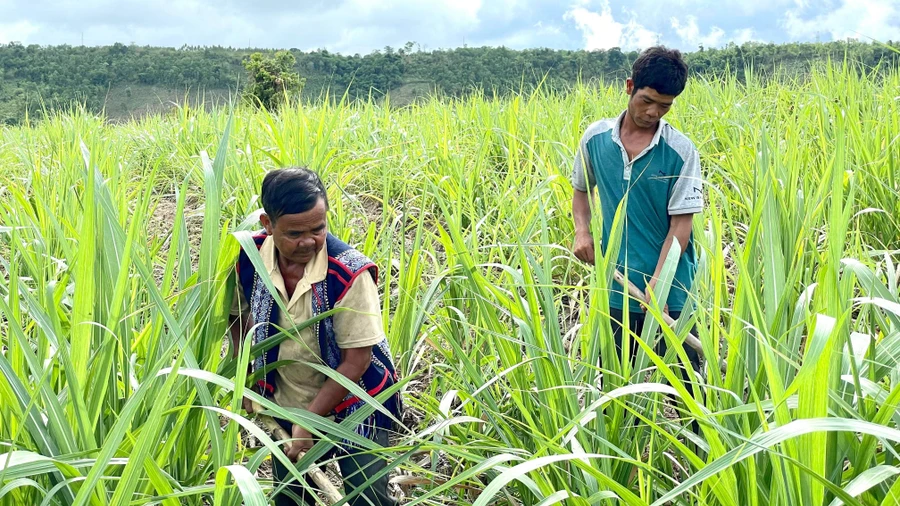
285, 425, 315, 462
643, 279, 668, 315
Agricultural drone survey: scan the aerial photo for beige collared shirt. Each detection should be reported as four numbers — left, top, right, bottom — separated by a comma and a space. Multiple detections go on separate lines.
231, 236, 386, 409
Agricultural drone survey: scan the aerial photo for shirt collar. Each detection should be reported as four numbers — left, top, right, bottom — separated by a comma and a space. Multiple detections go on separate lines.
611, 109, 666, 149
260, 234, 328, 285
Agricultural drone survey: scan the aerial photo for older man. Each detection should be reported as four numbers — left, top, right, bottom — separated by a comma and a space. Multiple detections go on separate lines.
230, 167, 401, 506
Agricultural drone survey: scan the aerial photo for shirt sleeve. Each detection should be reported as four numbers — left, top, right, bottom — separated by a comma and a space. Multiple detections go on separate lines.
668, 146, 704, 215
570, 130, 596, 192
332, 270, 386, 349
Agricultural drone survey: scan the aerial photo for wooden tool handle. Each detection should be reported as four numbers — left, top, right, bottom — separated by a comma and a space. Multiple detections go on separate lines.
612, 270, 704, 354
250, 402, 343, 504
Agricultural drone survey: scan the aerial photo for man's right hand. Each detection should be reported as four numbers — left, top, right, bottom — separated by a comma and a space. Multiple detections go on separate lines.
285, 425, 315, 462
242, 396, 256, 414
573, 231, 595, 264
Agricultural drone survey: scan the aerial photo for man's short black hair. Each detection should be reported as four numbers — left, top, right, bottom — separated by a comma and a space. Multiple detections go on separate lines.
631, 46, 688, 97
261, 167, 329, 223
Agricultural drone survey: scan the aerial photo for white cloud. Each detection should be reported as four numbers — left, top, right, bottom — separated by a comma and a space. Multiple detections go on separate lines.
437, 0, 482, 24
704, 0, 796, 16
564, 5, 622, 50
671, 15, 725, 48
534, 21, 562, 36
782, 0, 899, 42
564, 0, 659, 50
623, 17, 660, 49
0, 0, 493, 53
0, 20, 39, 43
732, 28, 757, 45
4, 0, 897, 55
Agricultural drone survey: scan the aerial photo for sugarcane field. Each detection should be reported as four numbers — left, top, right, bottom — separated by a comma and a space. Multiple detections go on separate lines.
1, 8, 900, 506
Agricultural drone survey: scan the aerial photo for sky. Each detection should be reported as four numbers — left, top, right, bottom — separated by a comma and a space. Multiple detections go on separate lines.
1, 0, 898, 54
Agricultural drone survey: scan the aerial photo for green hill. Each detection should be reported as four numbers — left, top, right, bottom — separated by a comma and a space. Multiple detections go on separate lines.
0, 40, 897, 124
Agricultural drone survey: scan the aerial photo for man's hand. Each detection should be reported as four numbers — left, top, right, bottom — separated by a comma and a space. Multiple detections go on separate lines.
242, 396, 255, 414
573, 231, 595, 264
572, 190, 595, 264
645, 214, 693, 314
643, 278, 668, 314
285, 424, 315, 462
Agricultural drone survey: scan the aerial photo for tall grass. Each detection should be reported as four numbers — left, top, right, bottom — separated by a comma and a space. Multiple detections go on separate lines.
0, 62, 898, 505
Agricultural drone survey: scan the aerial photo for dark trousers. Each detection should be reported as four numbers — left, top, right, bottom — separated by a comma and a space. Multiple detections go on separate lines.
604, 308, 702, 431
271, 423, 397, 506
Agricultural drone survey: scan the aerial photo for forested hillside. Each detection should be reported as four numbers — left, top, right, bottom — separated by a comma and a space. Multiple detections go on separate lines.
0, 39, 897, 123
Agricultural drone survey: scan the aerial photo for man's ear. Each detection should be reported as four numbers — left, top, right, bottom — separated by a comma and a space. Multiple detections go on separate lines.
260, 213, 274, 235
626, 78, 634, 96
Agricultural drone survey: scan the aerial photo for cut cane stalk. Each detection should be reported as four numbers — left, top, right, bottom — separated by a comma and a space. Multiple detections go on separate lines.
251, 401, 343, 504
612, 270, 727, 374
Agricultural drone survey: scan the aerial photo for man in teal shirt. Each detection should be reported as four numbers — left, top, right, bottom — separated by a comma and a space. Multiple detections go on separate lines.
570, 46, 703, 375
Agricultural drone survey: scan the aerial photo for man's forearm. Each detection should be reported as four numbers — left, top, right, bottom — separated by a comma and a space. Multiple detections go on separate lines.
305, 350, 372, 418
650, 215, 693, 284
572, 189, 593, 237
650, 234, 682, 281
229, 315, 244, 358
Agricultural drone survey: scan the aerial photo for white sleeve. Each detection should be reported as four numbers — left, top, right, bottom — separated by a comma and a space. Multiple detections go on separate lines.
668, 147, 704, 215
570, 131, 595, 192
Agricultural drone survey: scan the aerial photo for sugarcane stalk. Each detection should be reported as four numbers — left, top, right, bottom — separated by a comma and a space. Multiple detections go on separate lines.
612, 269, 727, 373
251, 402, 343, 504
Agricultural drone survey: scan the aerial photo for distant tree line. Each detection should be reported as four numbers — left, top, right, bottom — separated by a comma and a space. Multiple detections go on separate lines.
0, 40, 897, 124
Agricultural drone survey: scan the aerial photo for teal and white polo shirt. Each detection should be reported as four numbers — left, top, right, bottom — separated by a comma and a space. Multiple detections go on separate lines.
571, 110, 704, 313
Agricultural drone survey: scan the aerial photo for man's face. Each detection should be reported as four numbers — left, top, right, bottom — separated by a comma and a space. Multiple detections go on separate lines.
625, 79, 675, 130
260, 198, 327, 266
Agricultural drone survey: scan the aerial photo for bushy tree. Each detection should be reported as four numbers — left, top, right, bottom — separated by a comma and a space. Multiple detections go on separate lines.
241, 50, 303, 110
